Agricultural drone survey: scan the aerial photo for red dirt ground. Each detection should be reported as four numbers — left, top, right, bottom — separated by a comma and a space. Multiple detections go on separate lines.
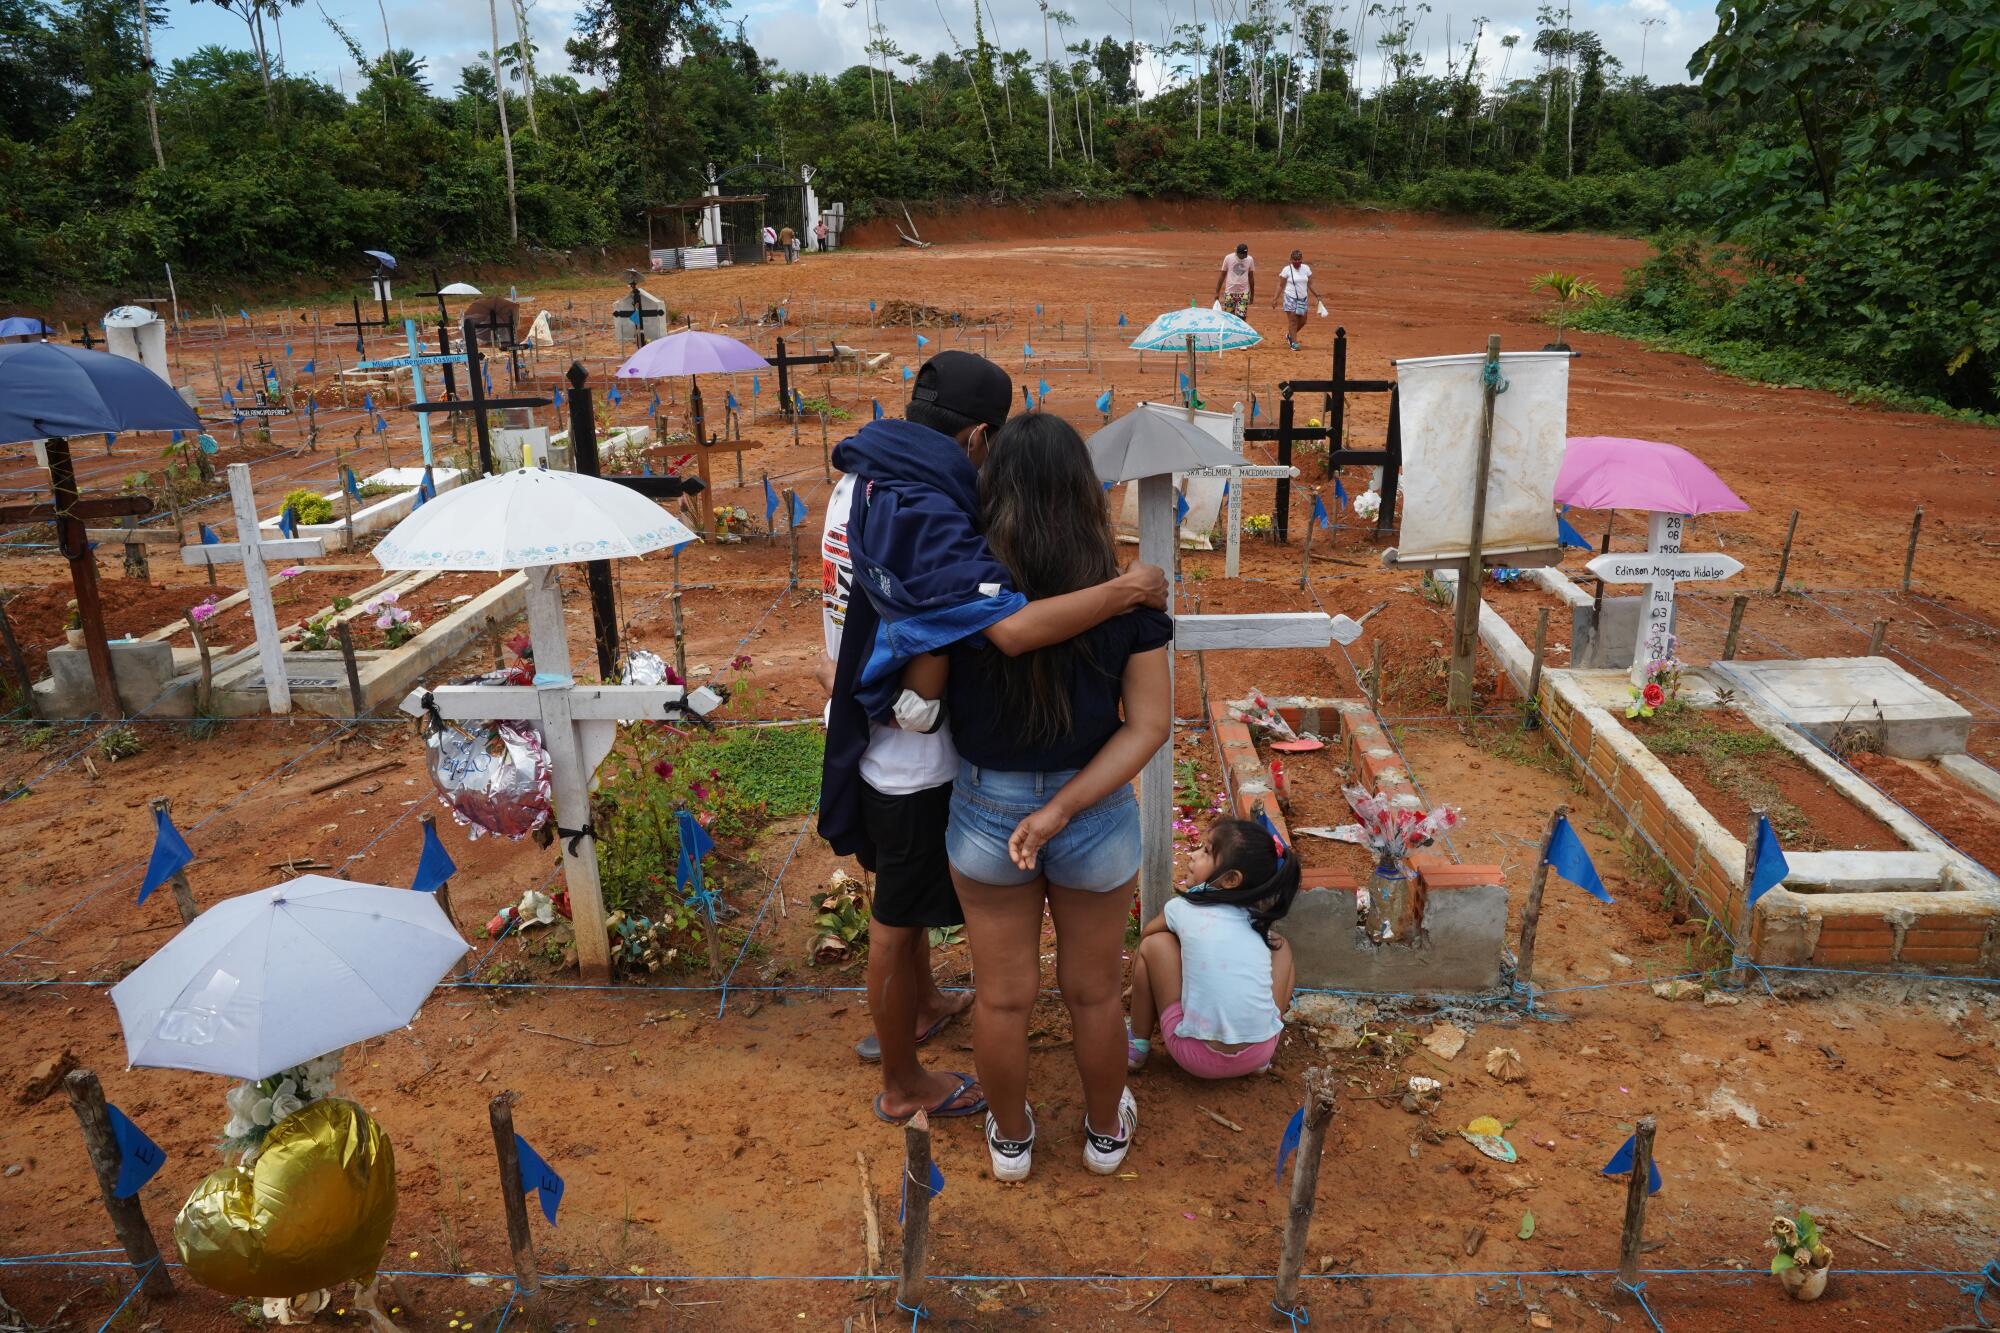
1847, 753, 2000, 876
3, 214, 1999, 1331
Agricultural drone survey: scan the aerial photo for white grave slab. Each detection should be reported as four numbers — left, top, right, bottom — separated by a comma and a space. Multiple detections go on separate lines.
1709, 656, 1973, 759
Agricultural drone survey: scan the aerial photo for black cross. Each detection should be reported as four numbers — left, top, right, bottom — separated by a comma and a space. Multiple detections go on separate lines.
615, 274, 660, 348
72, 325, 103, 351
417, 271, 461, 399
1241, 331, 1403, 545
332, 294, 390, 354
401, 317, 550, 476
772, 336, 837, 419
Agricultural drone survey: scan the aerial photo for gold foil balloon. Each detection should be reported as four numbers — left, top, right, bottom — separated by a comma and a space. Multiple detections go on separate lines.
176, 1098, 397, 1298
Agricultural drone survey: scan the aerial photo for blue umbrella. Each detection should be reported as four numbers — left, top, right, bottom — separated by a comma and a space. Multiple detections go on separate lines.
0, 344, 199, 445
0, 316, 50, 338
363, 249, 398, 270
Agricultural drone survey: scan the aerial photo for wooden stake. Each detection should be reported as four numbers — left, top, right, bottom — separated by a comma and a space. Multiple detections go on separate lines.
1616, 1115, 1658, 1289
147, 797, 199, 924
0, 595, 32, 701
419, 812, 463, 937
1368, 640, 1383, 713
1721, 594, 1749, 661
857, 1151, 883, 1287
899, 1111, 935, 1309
487, 1092, 541, 1304
784, 488, 801, 589
820, 412, 832, 483
1273, 1066, 1340, 1321
1524, 606, 1550, 730
1448, 336, 1502, 712
65, 1069, 174, 1298
1298, 499, 1316, 588
1516, 804, 1565, 1001
335, 621, 366, 718
1730, 806, 1766, 985
1773, 509, 1800, 594
1867, 618, 1889, 657
671, 592, 687, 684
1902, 505, 1923, 593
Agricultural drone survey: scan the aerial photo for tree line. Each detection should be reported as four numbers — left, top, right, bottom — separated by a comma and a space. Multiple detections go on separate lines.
1, 0, 1993, 410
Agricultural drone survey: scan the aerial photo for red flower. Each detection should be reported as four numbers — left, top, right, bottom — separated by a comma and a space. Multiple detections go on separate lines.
653, 759, 674, 780
1642, 682, 1665, 708
691, 781, 709, 804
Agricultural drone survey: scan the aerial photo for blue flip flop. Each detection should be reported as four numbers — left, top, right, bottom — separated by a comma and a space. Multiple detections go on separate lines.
854, 1009, 957, 1064
873, 1072, 986, 1125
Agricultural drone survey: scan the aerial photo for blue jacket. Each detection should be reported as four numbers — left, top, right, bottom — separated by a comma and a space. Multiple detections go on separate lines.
817, 418, 1025, 862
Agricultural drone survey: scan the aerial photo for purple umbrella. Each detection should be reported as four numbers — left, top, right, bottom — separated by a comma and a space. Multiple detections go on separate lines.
1555, 436, 1748, 516
614, 330, 770, 379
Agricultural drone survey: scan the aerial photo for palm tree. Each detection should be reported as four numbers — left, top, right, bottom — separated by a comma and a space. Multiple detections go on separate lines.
1530, 271, 1600, 349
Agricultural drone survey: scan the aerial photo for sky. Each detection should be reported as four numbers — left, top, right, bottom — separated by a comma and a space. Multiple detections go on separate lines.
151, 0, 1714, 112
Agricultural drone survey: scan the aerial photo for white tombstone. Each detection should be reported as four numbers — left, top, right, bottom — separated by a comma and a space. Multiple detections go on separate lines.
180, 464, 326, 714
1586, 512, 1745, 685
801, 165, 820, 252
103, 305, 171, 383
701, 162, 723, 247
613, 287, 668, 346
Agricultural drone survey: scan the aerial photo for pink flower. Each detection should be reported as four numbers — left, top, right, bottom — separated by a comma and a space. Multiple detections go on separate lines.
730, 653, 752, 671
1643, 682, 1665, 709
276, 566, 303, 580
189, 601, 218, 625
690, 781, 708, 804
652, 759, 674, 781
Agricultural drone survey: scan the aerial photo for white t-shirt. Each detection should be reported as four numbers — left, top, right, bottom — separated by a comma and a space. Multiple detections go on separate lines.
1279, 263, 1312, 302
1164, 894, 1283, 1044
1219, 252, 1256, 295
822, 475, 959, 795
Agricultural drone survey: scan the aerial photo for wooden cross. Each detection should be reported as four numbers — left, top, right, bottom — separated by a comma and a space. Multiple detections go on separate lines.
0, 435, 153, 715
72, 325, 104, 351
644, 380, 759, 534
400, 561, 718, 982
1241, 367, 1402, 546
1586, 514, 1744, 685
402, 319, 550, 476
771, 336, 836, 418
179, 463, 325, 714
332, 295, 390, 355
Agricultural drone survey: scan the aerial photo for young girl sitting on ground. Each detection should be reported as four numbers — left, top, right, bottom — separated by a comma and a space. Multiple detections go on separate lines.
1127, 819, 1298, 1079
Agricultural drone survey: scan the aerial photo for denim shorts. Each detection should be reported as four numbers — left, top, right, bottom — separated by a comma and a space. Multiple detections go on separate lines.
946, 761, 1140, 894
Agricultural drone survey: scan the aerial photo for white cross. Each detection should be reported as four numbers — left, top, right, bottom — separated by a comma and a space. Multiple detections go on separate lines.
1131, 472, 1365, 921
399, 563, 719, 982
180, 463, 326, 714
1586, 512, 1744, 685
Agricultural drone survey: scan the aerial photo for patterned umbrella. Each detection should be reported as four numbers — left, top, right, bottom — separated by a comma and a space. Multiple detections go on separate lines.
1129, 306, 1263, 353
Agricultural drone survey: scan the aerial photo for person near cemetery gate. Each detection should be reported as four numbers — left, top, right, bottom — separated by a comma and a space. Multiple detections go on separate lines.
819, 350, 1168, 1127
1275, 249, 1321, 352
1215, 242, 1256, 319
762, 224, 778, 259
779, 224, 797, 263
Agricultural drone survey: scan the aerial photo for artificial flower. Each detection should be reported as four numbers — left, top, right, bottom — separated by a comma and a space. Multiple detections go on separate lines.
1643, 682, 1665, 708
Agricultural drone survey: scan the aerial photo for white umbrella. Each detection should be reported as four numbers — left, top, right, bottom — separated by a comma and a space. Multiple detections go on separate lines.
436, 282, 482, 297
1088, 402, 1243, 483
110, 876, 468, 1080
372, 466, 699, 572
1128, 306, 1263, 353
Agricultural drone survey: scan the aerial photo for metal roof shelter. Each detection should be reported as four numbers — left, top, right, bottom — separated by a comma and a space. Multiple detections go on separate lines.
645, 195, 767, 272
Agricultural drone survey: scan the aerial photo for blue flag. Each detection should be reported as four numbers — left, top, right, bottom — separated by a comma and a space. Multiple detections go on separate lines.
170, 429, 183, 444
607, 386, 622, 405
278, 505, 297, 539
221, 388, 235, 407
1334, 475, 1348, 505
916, 334, 929, 349
199, 523, 218, 545
789, 492, 808, 526
1274, 1105, 1306, 1181
1037, 378, 1050, 400
550, 387, 562, 409
1602, 1136, 1663, 1195
1117, 312, 1128, 327
1035, 303, 1042, 317
675, 809, 717, 903
872, 400, 884, 421
1178, 372, 1189, 395
1748, 815, 1790, 905
1023, 385, 1035, 410
107, 1105, 166, 1198
1095, 388, 1113, 414
1174, 491, 1189, 524
413, 466, 435, 509
898, 1158, 944, 1224
726, 390, 739, 412
1022, 342, 1033, 358
372, 415, 387, 435
647, 395, 659, 417
792, 389, 804, 415
410, 819, 456, 894
515, 1134, 564, 1225
1544, 814, 1613, 903
1251, 397, 1261, 419
235, 375, 245, 391
751, 375, 761, 397
343, 467, 363, 501
482, 366, 493, 393
1311, 492, 1330, 529
902, 365, 913, 382
1221, 479, 1229, 499
363, 392, 373, 413
868, 300, 877, 313
138, 804, 194, 905
301, 359, 315, 374
763, 475, 779, 523
283, 343, 293, 358
1557, 510, 1594, 550
238, 309, 249, 324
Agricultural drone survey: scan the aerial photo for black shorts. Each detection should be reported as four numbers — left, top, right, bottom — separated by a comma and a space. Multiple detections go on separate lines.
859, 781, 963, 929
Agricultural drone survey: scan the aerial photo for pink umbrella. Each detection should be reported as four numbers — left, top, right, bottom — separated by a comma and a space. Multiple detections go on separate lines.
1555, 436, 1748, 515
614, 330, 770, 378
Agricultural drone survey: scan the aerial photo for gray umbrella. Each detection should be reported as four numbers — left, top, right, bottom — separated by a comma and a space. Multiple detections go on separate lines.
0, 343, 199, 445
1087, 401, 1243, 483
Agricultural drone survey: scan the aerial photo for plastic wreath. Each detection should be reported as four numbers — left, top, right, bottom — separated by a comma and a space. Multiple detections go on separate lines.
1342, 785, 1462, 860
219, 1053, 342, 1162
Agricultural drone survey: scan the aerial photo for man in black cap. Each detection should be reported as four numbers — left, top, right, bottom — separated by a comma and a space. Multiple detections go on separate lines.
817, 350, 1165, 1125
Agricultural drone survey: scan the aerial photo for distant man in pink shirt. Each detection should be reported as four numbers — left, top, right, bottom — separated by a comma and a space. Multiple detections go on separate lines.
1214, 243, 1255, 319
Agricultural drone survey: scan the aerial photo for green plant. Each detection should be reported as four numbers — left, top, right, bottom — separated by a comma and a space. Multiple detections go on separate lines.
299, 614, 336, 651
1416, 572, 1452, 607
332, 595, 354, 613
1529, 271, 1602, 347
1769, 1210, 1831, 1275
811, 872, 870, 964
282, 488, 335, 526
96, 726, 142, 760
64, 599, 80, 631
20, 723, 60, 749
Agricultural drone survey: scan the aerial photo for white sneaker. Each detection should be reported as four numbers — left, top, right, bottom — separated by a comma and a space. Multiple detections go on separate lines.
1083, 1087, 1138, 1175
986, 1107, 1035, 1182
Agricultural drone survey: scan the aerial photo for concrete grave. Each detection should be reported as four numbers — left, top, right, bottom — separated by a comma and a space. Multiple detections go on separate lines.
1570, 596, 1653, 670
1709, 657, 1973, 759
33, 640, 198, 718
256, 467, 464, 552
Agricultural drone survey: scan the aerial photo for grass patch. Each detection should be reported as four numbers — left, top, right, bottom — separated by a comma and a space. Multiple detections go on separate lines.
688, 724, 824, 820
1634, 705, 1812, 842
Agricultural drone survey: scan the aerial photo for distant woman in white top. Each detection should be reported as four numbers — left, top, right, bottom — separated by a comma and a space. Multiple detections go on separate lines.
1127, 818, 1298, 1079
1274, 249, 1321, 352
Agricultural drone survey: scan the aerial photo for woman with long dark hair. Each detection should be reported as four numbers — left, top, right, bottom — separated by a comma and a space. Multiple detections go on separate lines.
903, 412, 1172, 1181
